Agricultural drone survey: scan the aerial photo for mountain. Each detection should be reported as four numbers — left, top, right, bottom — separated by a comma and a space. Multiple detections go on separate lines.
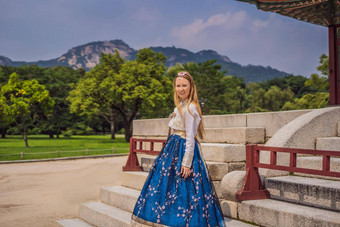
0, 39, 289, 82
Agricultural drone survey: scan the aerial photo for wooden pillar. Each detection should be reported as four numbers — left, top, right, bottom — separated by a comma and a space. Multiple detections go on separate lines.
329, 23, 340, 105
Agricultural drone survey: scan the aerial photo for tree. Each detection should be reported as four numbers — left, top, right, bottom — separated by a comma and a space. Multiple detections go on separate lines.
111, 48, 172, 141
0, 65, 85, 138
38, 66, 85, 138
305, 54, 329, 92
69, 48, 172, 141
282, 92, 329, 110
246, 82, 267, 112
317, 54, 329, 77
1, 73, 54, 147
0, 95, 11, 138
264, 86, 294, 111
305, 73, 329, 91
68, 51, 125, 140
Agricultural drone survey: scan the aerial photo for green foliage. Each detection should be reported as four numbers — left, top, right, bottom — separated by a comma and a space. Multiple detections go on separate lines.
68, 48, 172, 141
304, 54, 329, 92
0, 52, 331, 146
0, 95, 10, 127
305, 73, 328, 91
61, 129, 73, 138
259, 74, 314, 98
68, 51, 125, 140
264, 86, 294, 111
317, 54, 329, 77
63, 123, 94, 136
246, 82, 266, 112
282, 92, 329, 110
0, 65, 86, 138
167, 55, 331, 115
1, 73, 54, 147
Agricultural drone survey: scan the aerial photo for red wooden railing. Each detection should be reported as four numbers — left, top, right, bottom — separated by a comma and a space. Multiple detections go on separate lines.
236, 144, 340, 201
122, 138, 166, 171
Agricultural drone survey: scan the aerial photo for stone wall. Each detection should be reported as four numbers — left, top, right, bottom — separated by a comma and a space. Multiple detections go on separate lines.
133, 109, 311, 139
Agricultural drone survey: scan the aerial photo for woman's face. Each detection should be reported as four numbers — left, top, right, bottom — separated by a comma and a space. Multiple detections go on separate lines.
175, 77, 190, 101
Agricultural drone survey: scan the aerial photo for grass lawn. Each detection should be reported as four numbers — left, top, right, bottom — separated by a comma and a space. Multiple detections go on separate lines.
0, 134, 129, 161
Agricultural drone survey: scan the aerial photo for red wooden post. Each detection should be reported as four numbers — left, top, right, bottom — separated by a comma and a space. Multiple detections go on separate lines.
270, 151, 277, 165
323, 155, 330, 171
122, 138, 143, 171
122, 138, 166, 172
329, 24, 340, 105
139, 141, 143, 151
290, 153, 297, 168
236, 144, 270, 200
150, 142, 154, 152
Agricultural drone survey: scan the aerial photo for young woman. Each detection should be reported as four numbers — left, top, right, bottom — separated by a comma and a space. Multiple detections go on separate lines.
131, 71, 225, 227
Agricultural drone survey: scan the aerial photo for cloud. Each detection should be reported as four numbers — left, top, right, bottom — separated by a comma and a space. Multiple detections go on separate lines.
169, 10, 327, 76
171, 11, 246, 44
251, 18, 270, 32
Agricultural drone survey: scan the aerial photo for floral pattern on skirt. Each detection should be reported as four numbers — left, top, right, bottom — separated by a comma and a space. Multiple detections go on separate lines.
131, 134, 225, 227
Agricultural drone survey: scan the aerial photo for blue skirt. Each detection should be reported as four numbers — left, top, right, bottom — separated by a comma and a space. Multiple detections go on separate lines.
131, 134, 225, 227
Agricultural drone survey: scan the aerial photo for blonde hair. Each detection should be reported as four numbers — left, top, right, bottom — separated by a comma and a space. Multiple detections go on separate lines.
174, 71, 204, 139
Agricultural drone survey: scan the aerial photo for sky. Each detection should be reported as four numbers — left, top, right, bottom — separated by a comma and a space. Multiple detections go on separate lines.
0, 0, 328, 77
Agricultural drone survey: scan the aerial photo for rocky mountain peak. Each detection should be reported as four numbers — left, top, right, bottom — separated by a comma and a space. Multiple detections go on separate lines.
0, 55, 12, 65
56, 39, 135, 69
0, 39, 289, 82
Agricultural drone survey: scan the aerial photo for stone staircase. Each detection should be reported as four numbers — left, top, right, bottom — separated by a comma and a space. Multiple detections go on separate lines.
227, 120, 340, 226
295, 120, 340, 180
315, 119, 340, 152
235, 175, 340, 227
56, 113, 340, 226
265, 176, 340, 211
57, 171, 256, 227
57, 126, 264, 227
238, 197, 340, 227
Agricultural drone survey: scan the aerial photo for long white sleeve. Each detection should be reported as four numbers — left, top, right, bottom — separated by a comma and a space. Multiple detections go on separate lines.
181, 103, 201, 168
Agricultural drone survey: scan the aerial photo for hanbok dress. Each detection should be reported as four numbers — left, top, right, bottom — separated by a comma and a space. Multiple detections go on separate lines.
131, 100, 225, 227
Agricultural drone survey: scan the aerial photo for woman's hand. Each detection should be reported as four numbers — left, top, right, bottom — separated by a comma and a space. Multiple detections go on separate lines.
180, 166, 191, 179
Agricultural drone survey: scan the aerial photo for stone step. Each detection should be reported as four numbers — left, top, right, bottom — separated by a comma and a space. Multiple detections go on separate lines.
140, 156, 156, 172
338, 120, 340, 136
79, 201, 255, 227
296, 156, 340, 180
224, 217, 257, 227
316, 137, 340, 151
79, 201, 131, 227
206, 161, 230, 181
201, 143, 246, 162
238, 199, 340, 227
265, 176, 340, 212
203, 127, 265, 144
100, 185, 139, 213
56, 218, 94, 227
121, 171, 149, 191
